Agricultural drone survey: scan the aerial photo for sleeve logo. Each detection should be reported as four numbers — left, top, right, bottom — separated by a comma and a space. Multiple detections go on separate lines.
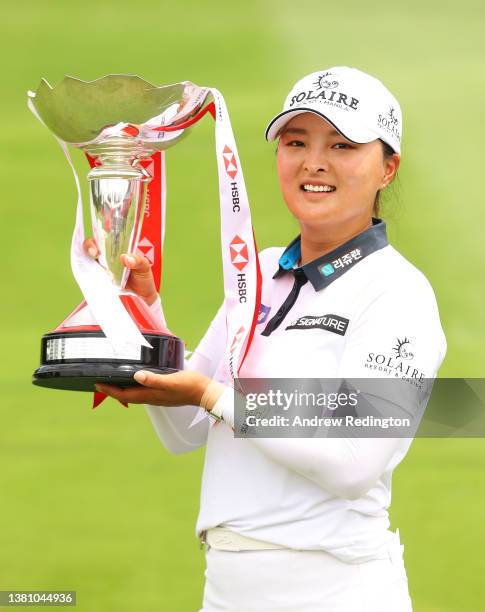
393, 337, 414, 360
366, 337, 427, 389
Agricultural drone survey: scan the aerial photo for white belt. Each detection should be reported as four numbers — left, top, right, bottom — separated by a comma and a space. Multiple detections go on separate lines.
203, 528, 286, 552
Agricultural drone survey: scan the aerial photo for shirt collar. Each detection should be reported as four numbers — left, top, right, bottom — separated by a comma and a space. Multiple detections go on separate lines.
273, 218, 388, 291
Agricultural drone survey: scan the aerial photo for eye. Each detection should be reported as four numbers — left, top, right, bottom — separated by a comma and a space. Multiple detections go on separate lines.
333, 142, 352, 149
286, 139, 305, 147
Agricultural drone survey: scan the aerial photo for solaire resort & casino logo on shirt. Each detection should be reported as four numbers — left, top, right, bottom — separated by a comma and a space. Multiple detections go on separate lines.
365, 337, 426, 388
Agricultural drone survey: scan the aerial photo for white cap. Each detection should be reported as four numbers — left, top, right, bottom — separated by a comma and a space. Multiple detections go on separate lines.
265, 66, 402, 154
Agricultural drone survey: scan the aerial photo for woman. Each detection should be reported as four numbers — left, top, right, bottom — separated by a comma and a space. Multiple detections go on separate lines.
94, 67, 446, 611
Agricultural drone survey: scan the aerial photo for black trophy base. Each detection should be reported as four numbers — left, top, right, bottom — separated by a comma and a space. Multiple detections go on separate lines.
32, 330, 184, 392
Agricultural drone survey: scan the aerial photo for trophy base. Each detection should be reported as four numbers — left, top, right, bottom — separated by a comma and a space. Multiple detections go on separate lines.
32, 330, 184, 392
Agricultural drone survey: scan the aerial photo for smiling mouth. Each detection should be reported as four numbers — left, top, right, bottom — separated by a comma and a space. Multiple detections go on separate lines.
301, 183, 336, 193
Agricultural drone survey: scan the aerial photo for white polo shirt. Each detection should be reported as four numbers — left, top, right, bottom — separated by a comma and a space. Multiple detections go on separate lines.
146, 219, 447, 562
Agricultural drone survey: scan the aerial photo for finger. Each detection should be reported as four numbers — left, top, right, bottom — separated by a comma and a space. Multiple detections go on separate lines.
95, 384, 129, 401
95, 383, 157, 404
121, 252, 151, 273
133, 369, 172, 389
83, 238, 99, 258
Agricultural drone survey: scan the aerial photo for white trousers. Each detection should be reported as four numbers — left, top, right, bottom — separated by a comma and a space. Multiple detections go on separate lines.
200, 533, 412, 611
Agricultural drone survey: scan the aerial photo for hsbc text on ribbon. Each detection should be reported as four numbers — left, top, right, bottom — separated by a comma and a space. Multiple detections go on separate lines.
231, 182, 240, 212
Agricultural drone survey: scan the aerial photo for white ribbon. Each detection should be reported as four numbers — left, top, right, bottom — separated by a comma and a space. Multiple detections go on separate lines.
189, 90, 261, 428
210, 88, 260, 384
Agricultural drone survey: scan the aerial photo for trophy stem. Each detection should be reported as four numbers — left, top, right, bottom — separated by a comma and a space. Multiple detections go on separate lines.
87, 140, 151, 289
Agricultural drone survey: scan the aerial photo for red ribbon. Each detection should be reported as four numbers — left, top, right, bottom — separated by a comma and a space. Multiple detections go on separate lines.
152, 102, 216, 132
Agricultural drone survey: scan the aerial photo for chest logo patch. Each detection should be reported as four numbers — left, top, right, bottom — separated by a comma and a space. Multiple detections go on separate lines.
257, 303, 271, 325
285, 314, 350, 336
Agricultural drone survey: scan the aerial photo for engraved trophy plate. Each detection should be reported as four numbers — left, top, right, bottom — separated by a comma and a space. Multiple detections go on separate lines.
29, 75, 212, 392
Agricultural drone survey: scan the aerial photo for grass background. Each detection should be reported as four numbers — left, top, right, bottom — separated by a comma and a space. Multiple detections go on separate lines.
1, 0, 485, 610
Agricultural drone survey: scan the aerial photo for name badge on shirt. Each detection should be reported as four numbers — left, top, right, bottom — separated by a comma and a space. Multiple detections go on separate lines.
285, 314, 350, 336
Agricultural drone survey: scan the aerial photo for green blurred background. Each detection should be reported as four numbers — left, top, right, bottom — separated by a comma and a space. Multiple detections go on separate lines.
1, 0, 484, 610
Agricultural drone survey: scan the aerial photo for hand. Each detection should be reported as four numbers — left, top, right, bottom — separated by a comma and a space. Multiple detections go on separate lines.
95, 370, 212, 407
83, 238, 159, 306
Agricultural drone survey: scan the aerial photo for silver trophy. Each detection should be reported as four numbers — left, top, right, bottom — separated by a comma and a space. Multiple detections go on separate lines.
29, 75, 212, 392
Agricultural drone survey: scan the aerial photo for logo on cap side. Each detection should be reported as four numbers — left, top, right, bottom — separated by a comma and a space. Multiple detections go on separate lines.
389, 107, 399, 126
377, 106, 401, 143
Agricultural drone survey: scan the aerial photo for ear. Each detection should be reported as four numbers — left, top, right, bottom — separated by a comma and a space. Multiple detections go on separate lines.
382, 153, 400, 187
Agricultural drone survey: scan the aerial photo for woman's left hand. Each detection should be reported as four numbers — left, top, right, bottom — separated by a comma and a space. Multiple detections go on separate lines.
95, 370, 212, 407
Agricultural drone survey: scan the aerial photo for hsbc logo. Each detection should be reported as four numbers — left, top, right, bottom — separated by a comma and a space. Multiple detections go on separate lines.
222, 145, 238, 179
137, 237, 155, 265
221, 146, 241, 212
230, 182, 240, 212
230, 236, 249, 303
230, 235, 249, 271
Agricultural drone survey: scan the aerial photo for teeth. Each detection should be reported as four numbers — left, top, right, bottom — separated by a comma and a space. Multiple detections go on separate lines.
303, 184, 335, 192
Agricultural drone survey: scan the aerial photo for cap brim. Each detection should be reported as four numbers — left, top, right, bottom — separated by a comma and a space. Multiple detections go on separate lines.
265, 108, 379, 145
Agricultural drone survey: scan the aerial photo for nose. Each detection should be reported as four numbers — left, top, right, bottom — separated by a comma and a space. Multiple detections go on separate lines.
303, 148, 329, 173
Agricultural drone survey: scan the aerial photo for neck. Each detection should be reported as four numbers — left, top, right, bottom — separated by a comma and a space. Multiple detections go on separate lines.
298, 218, 373, 266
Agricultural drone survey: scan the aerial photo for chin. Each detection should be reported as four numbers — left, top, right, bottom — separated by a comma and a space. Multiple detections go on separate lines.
297, 214, 335, 228
295, 204, 339, 222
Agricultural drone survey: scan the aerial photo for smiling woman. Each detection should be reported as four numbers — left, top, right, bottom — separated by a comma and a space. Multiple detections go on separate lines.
276, 113, 400, 263
93, 66, 447, 611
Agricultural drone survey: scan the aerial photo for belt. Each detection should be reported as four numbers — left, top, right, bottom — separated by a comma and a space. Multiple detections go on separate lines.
201, 528, 286, 552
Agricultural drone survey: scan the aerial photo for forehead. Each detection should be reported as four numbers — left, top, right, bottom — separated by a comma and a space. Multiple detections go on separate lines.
281, 112, 343, 137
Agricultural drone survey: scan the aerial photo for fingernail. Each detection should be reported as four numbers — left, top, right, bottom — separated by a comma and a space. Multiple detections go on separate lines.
88, 247, 97, 258
126, 255, 136, 265
134, 370, 147, 383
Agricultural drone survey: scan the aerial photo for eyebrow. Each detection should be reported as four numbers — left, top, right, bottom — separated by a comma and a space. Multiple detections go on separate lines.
281, 127, 342, 137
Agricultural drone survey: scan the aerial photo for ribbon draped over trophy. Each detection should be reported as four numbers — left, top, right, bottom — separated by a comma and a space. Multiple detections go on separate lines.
28, 76, 262, 407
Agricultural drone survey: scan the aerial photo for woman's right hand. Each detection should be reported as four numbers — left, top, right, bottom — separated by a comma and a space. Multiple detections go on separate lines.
83, 238, 159, 306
